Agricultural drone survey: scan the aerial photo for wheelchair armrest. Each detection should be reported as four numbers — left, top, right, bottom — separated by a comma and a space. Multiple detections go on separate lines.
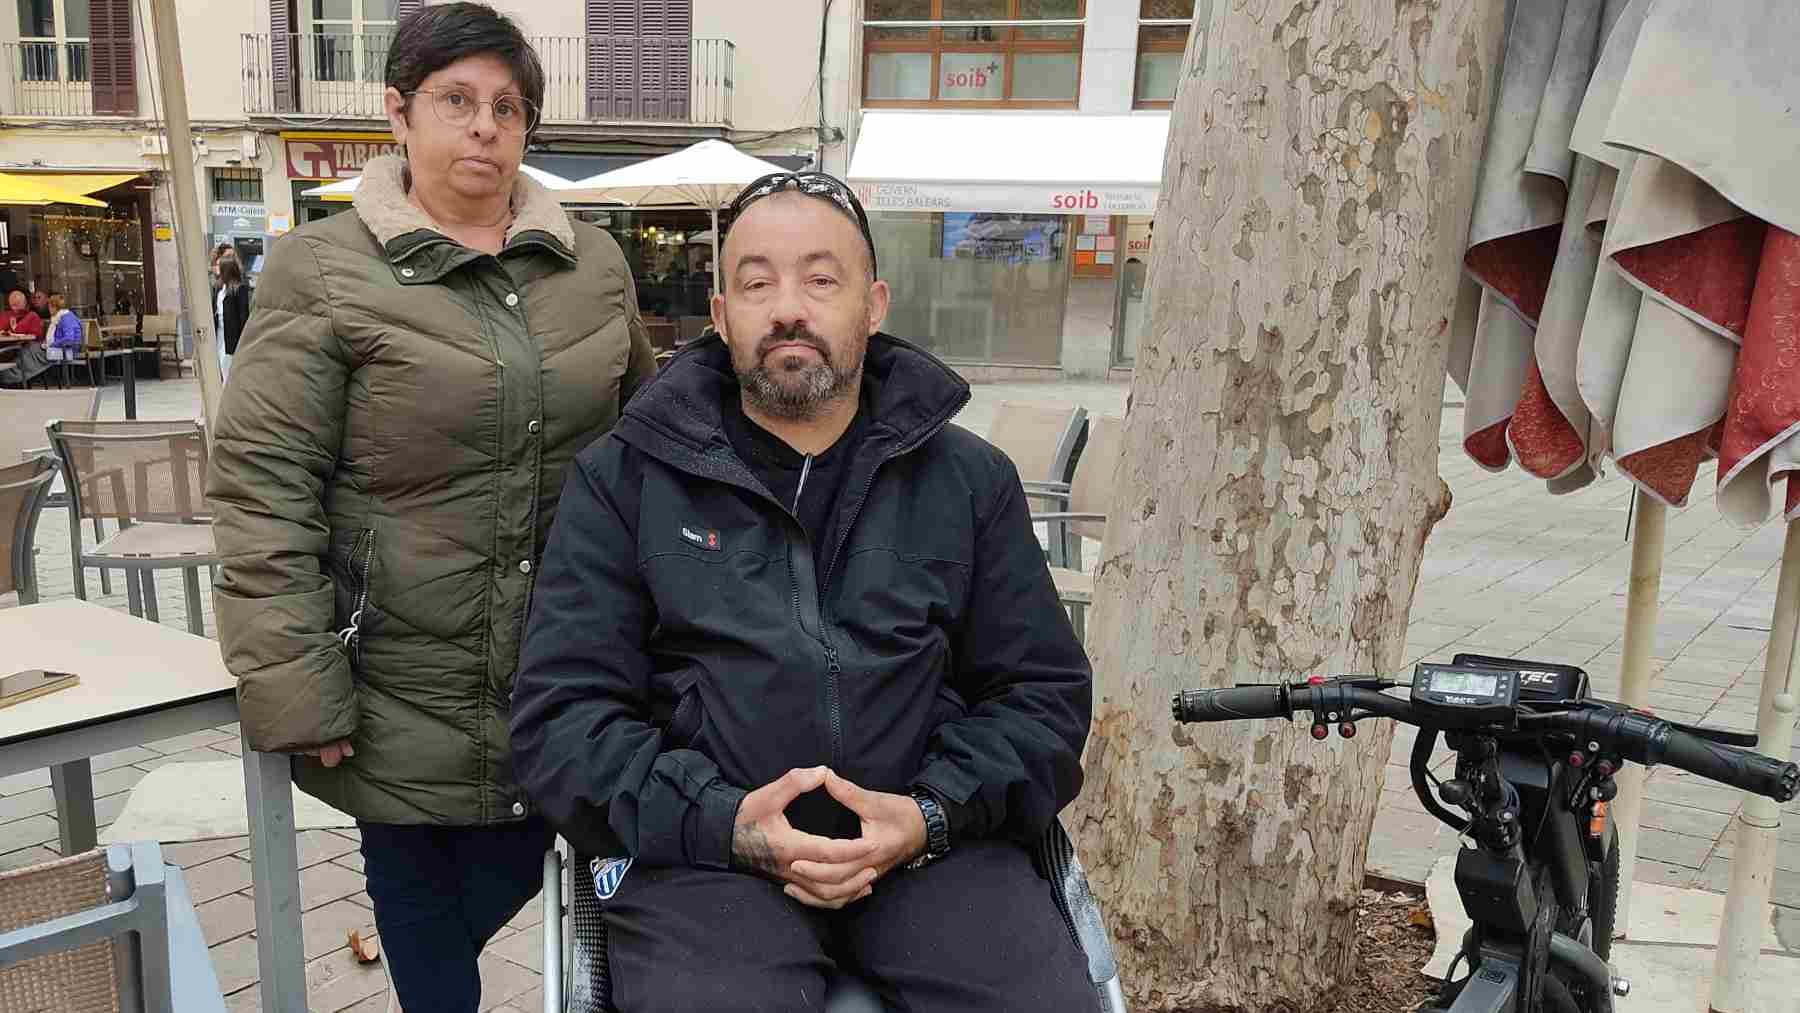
1033, 820, 1123, 998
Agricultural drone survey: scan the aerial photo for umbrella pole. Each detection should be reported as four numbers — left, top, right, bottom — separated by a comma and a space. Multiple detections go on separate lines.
146, 0, 222, 431
711, 205, 721, 298
1611, 489, 1667, 935
1709, 519, 1800, 1012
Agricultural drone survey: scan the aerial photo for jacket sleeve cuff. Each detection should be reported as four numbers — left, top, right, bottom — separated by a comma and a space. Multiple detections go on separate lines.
913, 759, 991, 841
695, 780, 747, 871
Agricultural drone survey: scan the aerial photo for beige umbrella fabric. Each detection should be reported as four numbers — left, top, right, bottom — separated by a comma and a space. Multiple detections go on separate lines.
1446, 0, 1624, 489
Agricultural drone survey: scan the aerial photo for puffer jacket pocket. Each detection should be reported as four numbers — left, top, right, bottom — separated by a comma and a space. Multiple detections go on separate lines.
653, 664, 707, 750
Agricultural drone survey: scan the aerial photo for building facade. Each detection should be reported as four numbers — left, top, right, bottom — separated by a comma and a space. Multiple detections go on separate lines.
0, 0, 1195, 379
0, 0, 859, 324
843, 0, 1194, 379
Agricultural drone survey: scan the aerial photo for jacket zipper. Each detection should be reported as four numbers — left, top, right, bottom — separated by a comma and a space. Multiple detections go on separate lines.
336, 528, 376, 663
814, 389, 970, 772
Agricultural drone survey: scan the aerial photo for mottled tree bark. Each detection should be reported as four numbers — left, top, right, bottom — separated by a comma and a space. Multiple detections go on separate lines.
1068, 1, 1507, 1008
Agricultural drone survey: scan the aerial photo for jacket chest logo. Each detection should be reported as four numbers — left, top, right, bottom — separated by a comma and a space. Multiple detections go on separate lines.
681, 525, 721, 551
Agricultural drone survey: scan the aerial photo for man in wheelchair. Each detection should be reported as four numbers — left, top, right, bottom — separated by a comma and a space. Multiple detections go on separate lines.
510, 172, 1097, 1011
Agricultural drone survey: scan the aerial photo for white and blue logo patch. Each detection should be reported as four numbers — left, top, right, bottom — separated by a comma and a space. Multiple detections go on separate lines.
590, 856, 633, 901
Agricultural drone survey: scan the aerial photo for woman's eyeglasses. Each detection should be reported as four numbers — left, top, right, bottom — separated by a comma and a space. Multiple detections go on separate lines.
406, 87, 540, 135
722, 172, 879, 277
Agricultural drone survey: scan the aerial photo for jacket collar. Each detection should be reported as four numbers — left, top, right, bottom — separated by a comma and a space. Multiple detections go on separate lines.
617, 332, 971, 475
352, 154, 576, 270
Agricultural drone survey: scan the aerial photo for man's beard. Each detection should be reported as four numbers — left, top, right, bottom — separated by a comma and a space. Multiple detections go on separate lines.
735, 322, 863, 421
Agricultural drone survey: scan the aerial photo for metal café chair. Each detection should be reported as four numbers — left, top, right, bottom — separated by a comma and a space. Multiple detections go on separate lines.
45, 419, 217, 635
0, 456, 57, 606
2, 388, 111, 595
1030, 414, 1123, 643
0, 843, 225, 1013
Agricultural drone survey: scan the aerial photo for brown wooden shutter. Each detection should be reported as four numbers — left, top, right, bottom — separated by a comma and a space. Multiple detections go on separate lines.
88, 0, 136, 116
270, 0, 298, 114
634, 0, 691, 122
586, 0, 638, 120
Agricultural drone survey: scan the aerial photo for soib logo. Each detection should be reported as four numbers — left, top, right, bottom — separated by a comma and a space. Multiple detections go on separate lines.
681, 525, 721, 551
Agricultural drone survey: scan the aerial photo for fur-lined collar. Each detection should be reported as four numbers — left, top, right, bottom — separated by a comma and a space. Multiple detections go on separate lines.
352, 153, 575, 255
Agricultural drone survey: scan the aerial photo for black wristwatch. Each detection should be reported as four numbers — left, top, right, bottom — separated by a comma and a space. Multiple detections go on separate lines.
906, 789, 951, 870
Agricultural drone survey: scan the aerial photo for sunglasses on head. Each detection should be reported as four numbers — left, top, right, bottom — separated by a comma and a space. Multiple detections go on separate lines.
722, 172, 879, 278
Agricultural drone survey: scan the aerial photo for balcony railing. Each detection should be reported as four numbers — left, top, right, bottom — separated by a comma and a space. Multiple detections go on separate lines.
241, 34, 733, 127
0, 40, 94, 117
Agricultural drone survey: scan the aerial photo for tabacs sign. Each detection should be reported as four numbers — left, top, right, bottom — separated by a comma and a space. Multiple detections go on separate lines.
285, 134, 402, 180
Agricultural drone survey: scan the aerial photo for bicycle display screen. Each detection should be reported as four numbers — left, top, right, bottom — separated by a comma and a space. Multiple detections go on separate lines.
1410, 663, 1520, 726
1425, 671, 1497, 696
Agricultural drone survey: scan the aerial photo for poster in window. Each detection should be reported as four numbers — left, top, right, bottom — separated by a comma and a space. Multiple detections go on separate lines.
941, 213, 1064, 264
1071, 216, 1118, 279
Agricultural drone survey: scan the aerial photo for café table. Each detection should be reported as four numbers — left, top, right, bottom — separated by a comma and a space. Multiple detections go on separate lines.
86, 324, 144, 419
0, 599, 306, 1011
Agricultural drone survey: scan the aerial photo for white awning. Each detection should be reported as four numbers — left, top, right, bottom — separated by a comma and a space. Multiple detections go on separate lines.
847, 111, 1170, 216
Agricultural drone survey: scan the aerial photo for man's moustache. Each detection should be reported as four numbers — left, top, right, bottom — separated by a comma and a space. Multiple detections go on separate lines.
756, 328, 828, 358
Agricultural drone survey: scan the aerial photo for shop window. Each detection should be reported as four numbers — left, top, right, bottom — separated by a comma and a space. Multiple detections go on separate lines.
211, 167, 265, 204
1134, 0, 1193, 109
1113, 216, 1153, 366
871, 210, 1068, 366
863, 0, 1084, 108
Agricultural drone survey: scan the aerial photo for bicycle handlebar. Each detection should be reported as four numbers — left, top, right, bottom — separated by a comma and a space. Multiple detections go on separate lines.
1172, 682, 1800, 803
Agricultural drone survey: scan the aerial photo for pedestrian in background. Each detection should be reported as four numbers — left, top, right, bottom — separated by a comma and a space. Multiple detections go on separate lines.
205, 3, 655, 1010
214, 255, 249, 382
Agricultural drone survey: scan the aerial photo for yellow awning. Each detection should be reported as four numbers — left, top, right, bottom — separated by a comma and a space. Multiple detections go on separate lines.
26, 173, 139, 196
0, 173, 107, 207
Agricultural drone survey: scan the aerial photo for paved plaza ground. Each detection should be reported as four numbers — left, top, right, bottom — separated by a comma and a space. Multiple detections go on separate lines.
3, 374, 1796, 1008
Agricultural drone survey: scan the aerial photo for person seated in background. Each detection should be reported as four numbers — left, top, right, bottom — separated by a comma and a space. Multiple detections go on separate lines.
45, 292, 83, 364
0, 289, 48, 386
29, 288, 50, 319
3, 289, 42, 338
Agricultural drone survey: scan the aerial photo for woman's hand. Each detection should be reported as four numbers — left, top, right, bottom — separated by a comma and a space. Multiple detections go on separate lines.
304, 740, 356, 767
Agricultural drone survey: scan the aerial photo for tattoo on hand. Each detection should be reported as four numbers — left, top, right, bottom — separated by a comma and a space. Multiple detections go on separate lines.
733, 823, 780, 876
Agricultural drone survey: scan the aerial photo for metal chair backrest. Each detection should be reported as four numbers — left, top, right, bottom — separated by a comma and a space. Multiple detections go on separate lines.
0, 843, 175, 1013
0, 456, 56, 603
1067, 415, 1122, 544
0, 388, 101, 465
45, 420, 210, 527
987, 403, 1087, 488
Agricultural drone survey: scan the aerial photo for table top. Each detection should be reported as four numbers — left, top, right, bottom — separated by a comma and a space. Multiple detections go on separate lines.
0, 600, 235, 747
98, 324, 136, 336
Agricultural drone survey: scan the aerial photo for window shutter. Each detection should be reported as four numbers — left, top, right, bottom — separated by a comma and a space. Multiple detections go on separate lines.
270, 0, 298, 114
587, 0, 638, 120
88, 0, 136, 116
397, 0, 424, 18
587, 0, 691, 122
655, 0, 692, 122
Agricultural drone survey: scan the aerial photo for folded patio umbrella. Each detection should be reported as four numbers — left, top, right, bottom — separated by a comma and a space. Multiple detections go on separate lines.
1595, 0, 1800, 525
1446, 0, 1625, 491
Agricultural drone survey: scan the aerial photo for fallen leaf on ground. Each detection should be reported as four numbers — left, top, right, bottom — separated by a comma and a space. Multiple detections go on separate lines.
1408, 907, 1435, 930
348, 929, 380, 964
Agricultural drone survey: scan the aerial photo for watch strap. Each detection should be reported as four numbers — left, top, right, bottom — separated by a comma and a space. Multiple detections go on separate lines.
907, 789, 951, 869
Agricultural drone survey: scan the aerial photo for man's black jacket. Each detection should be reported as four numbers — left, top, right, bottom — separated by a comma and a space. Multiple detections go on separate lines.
509, 332, 1092, 869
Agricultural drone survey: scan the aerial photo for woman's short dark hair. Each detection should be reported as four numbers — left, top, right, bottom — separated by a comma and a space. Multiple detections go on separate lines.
386, 2, 545, 136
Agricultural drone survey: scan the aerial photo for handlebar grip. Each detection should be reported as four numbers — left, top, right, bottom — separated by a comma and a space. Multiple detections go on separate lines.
1171, 686, 1287, 724
1660, 729, 1800, 803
